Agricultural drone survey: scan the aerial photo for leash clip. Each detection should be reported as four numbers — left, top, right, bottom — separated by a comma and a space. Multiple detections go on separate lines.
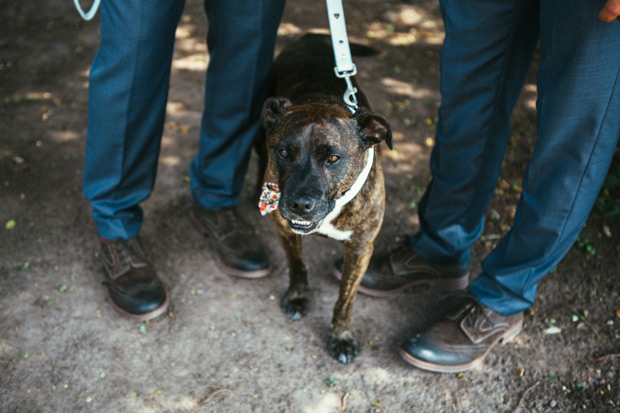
327, 0, 359, 113
334, 66, 358, 112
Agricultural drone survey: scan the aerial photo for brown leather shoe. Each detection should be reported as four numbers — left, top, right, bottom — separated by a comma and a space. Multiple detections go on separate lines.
190, 206, 270, 278
333, 244, 469, 296
100, 237, 168, 321
400, 293, 524, 373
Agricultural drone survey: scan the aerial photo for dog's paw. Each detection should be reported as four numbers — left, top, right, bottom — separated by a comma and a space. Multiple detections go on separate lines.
280, 294, 309, 321
327, 334, 359, 364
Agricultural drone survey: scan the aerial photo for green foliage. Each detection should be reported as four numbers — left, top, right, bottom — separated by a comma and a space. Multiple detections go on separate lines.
324, 375, 339, 388
575, 236, 596, 256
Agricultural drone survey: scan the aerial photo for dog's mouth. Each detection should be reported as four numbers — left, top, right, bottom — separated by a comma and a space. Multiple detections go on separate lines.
288, 219, 319, 234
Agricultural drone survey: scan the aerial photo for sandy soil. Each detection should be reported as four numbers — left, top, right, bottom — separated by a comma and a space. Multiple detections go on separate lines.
1, 0, 619, 412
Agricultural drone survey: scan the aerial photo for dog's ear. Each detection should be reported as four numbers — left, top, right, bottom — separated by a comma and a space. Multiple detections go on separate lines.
355, 109, 393, 150
261, 97, 292, 130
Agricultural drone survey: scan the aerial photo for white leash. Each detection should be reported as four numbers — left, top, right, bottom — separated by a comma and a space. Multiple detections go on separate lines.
326, 0, 358, 112
73, 0, 101, 21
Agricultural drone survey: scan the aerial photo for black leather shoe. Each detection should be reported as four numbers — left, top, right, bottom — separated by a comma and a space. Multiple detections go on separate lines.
190, 206, 270, 278
333, 244, 469, 296
400, 293, 523, 373
100, 237, 168, 320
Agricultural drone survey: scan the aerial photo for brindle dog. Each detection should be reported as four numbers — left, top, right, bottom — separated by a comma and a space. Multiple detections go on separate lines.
260, 34, 393, 363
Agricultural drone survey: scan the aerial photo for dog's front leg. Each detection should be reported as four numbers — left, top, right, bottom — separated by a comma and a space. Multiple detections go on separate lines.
272, 214, 309, 321
328, 241, 374, 363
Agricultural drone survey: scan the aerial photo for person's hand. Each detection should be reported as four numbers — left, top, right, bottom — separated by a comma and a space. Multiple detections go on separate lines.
599, 0, 620, 22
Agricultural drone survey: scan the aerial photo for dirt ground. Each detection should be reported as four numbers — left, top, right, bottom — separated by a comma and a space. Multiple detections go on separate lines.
1, 0, 619, 412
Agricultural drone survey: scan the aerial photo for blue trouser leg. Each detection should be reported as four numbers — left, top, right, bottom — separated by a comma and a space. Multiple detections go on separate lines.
411, 0, 541, 266
413, 0, 620, 314
470, 1, 620, 314
83, 0, 185, 240
190, 0, 285, 210
84, 0, 285, 237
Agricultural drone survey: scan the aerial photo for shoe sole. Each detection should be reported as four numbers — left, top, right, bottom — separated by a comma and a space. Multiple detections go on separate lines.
332, 267, 469, 297
190, 211, 270, 279
399, 317, 524, 373
109, 291, 170, 322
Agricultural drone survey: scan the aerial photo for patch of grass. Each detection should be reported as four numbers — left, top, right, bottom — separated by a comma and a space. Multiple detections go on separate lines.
324, 375, 339, 388
575, 236, 596, 256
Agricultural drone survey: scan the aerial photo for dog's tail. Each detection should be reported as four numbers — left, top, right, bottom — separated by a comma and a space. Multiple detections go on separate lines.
303, 33, 379, 57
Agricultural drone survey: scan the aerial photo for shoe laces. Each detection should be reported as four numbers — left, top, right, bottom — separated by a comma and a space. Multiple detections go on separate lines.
102, 238, 149, 278
204, 208, 253, 236
220, 208, 254, 236
466, 299, 494, 330
445, 291, 494, 329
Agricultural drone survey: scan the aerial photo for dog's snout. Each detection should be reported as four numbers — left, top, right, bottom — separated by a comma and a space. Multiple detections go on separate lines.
289, 196, 316, 214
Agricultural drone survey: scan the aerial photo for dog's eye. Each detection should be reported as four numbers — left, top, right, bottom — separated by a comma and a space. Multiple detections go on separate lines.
327, 155, 341, 164
278, 149, 289, 159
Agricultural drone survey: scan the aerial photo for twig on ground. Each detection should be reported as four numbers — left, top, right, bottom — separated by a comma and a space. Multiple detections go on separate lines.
341, 392, 350, 410
595, 353, 620, 361
516, 380, 540, 410
195, 387, 233, 408
574, 309, 601, 339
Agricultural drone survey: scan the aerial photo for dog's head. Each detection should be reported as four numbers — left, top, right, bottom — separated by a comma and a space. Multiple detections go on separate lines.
261, 97, 392, 235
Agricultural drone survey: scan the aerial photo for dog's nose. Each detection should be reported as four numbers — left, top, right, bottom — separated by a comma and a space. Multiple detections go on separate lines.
289, 196, 316, 214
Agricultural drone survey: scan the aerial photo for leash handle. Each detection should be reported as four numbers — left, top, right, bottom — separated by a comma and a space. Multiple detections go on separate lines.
326, 0, 358, 111
326, 0, 355, 74
73, 0, 101, 21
